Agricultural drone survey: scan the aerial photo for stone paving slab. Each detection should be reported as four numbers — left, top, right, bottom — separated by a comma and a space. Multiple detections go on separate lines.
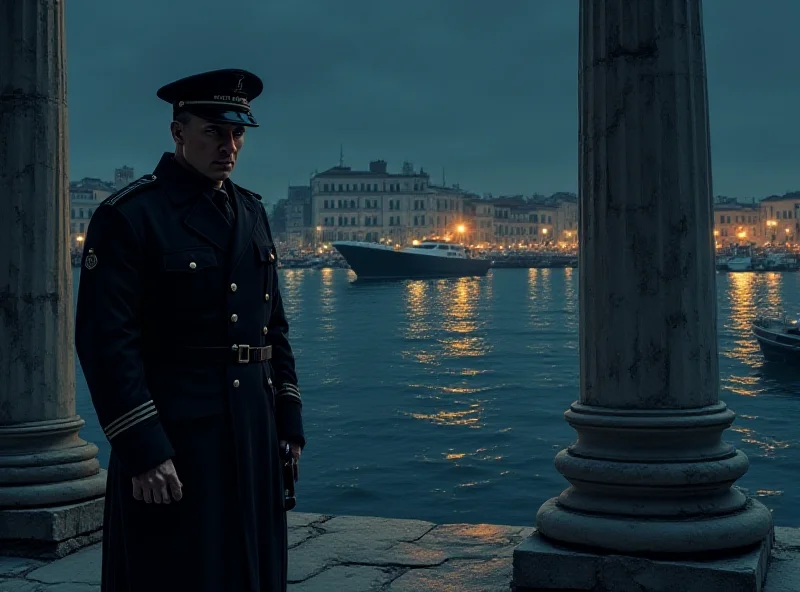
0, 513, 798, 591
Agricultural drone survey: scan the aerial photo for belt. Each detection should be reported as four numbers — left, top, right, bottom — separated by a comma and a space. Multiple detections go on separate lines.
159, 344, 272, 364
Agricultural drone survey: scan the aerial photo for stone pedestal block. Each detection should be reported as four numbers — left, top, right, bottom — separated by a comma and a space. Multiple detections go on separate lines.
0, 498, 105, 559
512, 529, 774, 592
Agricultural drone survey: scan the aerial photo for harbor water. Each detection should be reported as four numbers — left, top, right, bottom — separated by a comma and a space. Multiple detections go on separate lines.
73, 268, 800, 527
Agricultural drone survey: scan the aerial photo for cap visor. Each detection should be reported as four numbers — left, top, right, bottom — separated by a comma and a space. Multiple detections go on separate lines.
183, 106, 259, 127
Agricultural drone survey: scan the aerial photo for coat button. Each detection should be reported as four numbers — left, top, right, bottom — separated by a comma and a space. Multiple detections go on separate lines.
189, 262, 197, 269
230, 283, 237, 292
264, 293, 270, 301
230, 314, 238, 322
233, 379, 240, 388
263, 326, 268, 335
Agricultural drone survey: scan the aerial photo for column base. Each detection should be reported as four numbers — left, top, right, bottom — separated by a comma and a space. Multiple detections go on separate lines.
0, 417, 107, 558
512, 524, 774, 592
537, 495, 774, 554
0, 494, 106, 559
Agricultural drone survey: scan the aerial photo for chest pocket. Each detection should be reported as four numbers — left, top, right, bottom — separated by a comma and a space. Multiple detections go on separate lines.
161, 246, 221, 310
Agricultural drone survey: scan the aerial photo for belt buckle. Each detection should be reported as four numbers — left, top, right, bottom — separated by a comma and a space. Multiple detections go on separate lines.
237, 344, 250, 364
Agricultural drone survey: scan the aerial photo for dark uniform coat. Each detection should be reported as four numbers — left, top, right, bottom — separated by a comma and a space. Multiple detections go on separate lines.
75, 152, 305, 592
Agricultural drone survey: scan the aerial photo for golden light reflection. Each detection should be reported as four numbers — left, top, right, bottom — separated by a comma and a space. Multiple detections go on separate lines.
401, 277, 492, 430
431, 523, 520, 544
409, 406, 482, 427
404, 280, 432, 335
724, 272, 785, 369
754, 490, 784, 497
278, 269, 304, 320
726, 272, 760, 366
729, 425, 791, 458
563, 267, 577, 316
527, 268, 554, 334
437, 278, 487, 359
318, 267, 336, 334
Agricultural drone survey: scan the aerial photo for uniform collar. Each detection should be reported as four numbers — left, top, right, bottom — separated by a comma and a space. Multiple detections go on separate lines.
153, 152, 229, 204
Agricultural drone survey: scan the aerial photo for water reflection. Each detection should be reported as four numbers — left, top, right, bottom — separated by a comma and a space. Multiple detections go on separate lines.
724, 273, 766, 368
438, 278, 485, 359
729, 423, 791, 458
409, 403, 484, 427
279, 269, 304, 321
563, 267, 577, 315
404, 281, 435, 365
401, 277, 489, 429
318, 268, 336, 335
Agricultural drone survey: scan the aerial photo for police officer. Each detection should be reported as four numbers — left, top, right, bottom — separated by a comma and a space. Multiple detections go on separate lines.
75, 68, 304, 592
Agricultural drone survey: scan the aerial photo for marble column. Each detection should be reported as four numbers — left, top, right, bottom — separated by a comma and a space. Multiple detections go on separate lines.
513, 1, 774, 590
0, 0, 106, 558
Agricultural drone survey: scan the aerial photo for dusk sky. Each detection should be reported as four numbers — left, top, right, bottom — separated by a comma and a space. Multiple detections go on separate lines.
65, 1, 798, 207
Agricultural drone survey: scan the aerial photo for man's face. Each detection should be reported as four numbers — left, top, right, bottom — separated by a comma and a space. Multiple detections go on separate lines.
172, 114, 246, 182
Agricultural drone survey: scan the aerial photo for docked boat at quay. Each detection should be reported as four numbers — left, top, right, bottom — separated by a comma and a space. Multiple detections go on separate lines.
332, 240, 492, 280
716, 247, 800, 272
752, 314, 800, 363
490, 250, 577, 269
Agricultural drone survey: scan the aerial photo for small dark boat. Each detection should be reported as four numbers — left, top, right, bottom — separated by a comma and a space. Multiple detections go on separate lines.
752, 315, 800, 363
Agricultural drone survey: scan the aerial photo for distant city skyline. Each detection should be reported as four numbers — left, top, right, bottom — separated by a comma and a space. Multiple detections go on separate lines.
64, 1, 799, 202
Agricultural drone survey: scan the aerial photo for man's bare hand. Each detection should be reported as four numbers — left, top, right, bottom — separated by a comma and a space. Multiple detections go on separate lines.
132, 459, 183, 504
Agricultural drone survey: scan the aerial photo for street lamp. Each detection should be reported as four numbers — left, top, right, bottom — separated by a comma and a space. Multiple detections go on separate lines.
767, 219, 778, 244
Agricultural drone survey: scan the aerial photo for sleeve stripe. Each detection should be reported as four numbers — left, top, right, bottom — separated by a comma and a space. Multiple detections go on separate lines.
104, 400, 155, 433
104, 400, 157, 439
277, 383, 300, 396
276, 384, 302, 403
106, 408, 159, 440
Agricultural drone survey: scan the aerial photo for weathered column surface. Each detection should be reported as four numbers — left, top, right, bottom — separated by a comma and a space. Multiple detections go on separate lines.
513, 1, 774, 591
0, 0, 106, 557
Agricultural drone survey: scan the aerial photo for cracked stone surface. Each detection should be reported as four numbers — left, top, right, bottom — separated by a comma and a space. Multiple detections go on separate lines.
0, 513, 798, 591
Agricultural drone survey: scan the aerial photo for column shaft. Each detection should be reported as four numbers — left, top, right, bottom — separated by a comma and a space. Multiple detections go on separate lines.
0, 0, 105, 558
534, 0, 772, 555
578, 0, 718, 410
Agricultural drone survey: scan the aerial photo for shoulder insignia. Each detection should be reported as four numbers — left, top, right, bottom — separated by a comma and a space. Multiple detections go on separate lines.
84, 248, 98, 270
233, 183, 262, 201
103, 174, 158, 207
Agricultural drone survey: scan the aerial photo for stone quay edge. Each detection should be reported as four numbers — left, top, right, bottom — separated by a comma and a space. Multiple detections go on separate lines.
0, 512, 797, 591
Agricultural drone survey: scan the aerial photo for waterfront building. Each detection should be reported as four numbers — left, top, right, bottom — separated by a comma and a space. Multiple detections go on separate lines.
463, 198, 495, 247
285, 185, 313, 249
114, 165, 134, 190
69, 177, 115, 248
311, 160, 472, 245
308, 164, 579, 249
427, 184, 471, 242
492, 196, 558, 247
712, 197, 762, 248
552, 192, 578, 244
759, 191, 800, 244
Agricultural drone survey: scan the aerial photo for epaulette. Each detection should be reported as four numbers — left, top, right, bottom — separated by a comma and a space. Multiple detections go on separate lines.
103, 174, 159, 207
234, 183, 262, 201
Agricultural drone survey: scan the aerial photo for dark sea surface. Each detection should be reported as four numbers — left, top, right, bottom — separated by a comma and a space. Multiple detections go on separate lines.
72, 268, 800, 527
